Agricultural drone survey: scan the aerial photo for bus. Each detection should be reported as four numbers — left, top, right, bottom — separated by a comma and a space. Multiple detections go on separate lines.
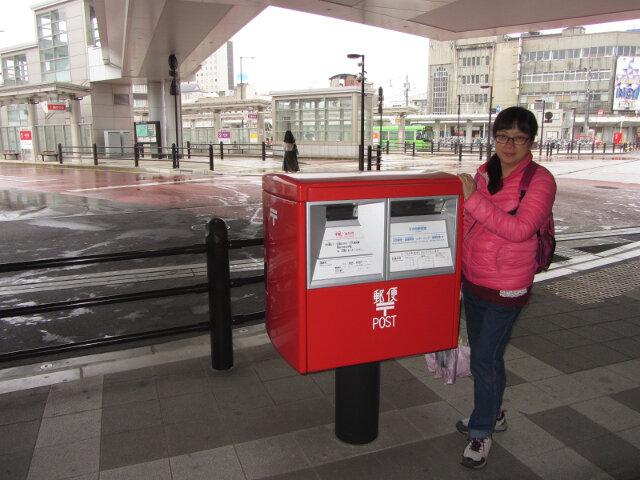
373, 125, 434, 149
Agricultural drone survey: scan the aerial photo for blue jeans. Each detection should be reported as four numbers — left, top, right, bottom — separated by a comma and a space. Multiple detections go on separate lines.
463, 286, 524, 439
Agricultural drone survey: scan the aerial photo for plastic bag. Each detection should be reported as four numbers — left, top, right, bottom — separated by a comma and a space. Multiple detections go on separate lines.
425, 340, 471, 384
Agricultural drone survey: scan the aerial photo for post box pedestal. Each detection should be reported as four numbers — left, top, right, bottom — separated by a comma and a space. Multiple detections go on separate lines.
335, 361, 380, 444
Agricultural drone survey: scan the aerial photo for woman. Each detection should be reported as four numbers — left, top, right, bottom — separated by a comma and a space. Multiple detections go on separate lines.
282, 130, 300, 172
456, 106, 556, 469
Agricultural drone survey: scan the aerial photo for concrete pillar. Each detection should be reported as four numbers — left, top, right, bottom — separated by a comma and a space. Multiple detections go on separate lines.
398, 113, 406, 144
26, 101, 40, 161
213, 110, 222, 143
465, 119, 473, 144
147, 80, 182, 149
69, 97, 82, 156
434, 120, 441, 143
257, 109, 265, 144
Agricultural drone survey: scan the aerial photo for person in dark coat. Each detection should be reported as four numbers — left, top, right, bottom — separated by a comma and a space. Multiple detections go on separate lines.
282, 130, 300, 172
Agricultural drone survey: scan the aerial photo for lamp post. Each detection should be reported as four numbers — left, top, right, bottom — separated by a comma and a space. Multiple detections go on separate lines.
456, 94, 461, 138
536, 99, 546, 156
480, 85, 493, 160
584, 67, 592, 136
348, 53, 365, 171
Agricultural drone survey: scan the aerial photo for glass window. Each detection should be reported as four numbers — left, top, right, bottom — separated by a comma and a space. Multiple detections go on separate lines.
37, 8, 70, 82
2, 54, 29, 85
88, 3, 100, 47
431, 67, 448, 114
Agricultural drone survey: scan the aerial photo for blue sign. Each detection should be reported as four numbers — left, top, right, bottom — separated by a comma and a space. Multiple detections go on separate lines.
495, 105, 501, 113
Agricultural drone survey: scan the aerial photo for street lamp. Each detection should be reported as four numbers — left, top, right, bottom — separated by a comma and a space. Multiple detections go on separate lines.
584, 67, 592, 136
456, 94, 461, 138
348, 53, 365, 171
536, 99, 546, 156
480, 85, 493, 160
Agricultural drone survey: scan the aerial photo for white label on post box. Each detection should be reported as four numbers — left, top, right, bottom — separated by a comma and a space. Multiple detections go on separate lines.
313, 256, 376, 280
389, 220, 449, 252
318, 225, 370, 257
312, 224, 379, 280
390, 248, 453, 272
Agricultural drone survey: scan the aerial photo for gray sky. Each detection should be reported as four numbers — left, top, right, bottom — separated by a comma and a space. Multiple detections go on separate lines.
1, 2, 639, 105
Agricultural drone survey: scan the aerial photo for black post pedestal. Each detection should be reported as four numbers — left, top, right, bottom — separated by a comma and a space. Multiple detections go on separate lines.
335, 361, 380, 444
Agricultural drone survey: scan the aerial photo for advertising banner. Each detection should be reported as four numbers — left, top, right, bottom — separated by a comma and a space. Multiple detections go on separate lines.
613, 56, 640, 111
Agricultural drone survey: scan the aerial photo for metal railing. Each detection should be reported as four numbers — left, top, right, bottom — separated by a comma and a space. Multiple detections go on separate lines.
0, 218, 265, 371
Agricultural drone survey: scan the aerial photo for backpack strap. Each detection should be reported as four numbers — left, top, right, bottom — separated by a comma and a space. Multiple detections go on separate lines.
508, 161, 539, 215
518, 161, 539, 201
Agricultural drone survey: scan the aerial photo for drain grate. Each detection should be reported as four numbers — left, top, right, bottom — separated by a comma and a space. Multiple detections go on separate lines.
540, 259, 640, 304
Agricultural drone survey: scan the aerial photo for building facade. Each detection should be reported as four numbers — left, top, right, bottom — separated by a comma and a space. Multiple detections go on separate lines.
0, 0, 134, 158
271, 87, 374, 158
428, 27, 640, 144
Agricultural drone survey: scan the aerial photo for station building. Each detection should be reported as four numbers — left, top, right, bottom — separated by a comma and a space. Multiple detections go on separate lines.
0, 0, 134, 159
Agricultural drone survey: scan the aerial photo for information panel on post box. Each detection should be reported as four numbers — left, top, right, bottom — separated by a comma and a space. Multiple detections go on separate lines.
306, 195, 458, 288
388, 195, 458, 279
307, 200, 386, 289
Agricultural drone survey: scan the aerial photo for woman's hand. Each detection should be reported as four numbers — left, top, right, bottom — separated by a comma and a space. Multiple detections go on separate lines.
457, 173, 476, 200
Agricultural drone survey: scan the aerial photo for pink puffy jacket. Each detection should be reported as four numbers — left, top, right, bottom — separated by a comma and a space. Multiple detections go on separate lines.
462, 154, 556, 291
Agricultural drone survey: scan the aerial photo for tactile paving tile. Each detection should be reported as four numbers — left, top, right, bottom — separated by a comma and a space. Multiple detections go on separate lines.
540, 259, 640, 304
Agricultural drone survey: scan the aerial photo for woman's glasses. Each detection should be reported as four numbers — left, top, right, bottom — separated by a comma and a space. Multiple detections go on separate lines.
494, 134, 530, 145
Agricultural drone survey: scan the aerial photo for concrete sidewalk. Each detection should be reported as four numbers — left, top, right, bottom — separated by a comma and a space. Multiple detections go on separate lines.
1, 258, 639, 480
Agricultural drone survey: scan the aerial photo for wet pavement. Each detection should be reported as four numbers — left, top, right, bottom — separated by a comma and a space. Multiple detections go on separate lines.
0, 153, 639, 479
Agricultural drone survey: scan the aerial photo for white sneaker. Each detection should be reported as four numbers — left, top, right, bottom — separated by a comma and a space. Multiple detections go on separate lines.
456, 410, 507, 435
462, 437, 492, 469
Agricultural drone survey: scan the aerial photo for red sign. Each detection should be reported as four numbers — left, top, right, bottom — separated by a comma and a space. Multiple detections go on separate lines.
19, 131, 32, 141
48, 103, 66, 111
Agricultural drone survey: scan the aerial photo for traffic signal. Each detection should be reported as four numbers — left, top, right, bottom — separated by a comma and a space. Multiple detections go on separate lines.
378, 86, 384, 114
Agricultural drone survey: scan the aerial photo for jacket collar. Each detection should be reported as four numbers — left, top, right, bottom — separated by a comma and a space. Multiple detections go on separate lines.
477, 152, 533, 184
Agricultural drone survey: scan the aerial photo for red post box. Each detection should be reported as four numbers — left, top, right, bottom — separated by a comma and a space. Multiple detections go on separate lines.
263, 172, 463, 374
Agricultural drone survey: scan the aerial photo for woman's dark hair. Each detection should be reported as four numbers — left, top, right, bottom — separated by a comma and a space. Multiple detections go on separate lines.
283, 130, 295, 143
486, 106, 538, 194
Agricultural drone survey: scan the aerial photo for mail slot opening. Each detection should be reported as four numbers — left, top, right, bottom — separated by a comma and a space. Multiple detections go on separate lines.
390, 198, 444, 217
326, 203, 358, 221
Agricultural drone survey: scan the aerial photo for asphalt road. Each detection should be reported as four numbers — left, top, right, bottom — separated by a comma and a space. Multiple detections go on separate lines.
0, 154, 639, 362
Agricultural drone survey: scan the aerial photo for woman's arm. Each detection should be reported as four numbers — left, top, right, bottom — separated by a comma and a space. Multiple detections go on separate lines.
464, 170, 556, 242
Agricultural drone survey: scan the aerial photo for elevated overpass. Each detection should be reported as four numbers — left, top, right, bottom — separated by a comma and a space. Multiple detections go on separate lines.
92, 0, 640, 149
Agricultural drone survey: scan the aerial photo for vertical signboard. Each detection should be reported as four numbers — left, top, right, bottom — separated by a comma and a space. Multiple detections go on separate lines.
613, 56, 640, 111
19, 130, 33, 149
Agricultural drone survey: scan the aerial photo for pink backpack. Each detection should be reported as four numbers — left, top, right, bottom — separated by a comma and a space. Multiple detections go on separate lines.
514, 162, 556, 273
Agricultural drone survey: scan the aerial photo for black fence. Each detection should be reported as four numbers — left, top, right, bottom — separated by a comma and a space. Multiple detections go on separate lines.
0, 218, 265, 371
32, 141, 280, 170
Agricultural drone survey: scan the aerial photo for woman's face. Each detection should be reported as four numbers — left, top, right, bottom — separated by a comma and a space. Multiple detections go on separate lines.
494, 126, 533, 177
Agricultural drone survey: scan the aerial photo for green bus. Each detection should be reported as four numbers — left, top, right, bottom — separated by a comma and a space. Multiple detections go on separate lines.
373, 125, 434, 149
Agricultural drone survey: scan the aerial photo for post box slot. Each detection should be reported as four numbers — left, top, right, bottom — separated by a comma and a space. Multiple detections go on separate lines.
326, 203, 358, 221
390, 199, 443, 217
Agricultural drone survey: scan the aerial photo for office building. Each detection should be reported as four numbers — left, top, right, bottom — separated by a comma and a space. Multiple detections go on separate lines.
428, 27, 640, 143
